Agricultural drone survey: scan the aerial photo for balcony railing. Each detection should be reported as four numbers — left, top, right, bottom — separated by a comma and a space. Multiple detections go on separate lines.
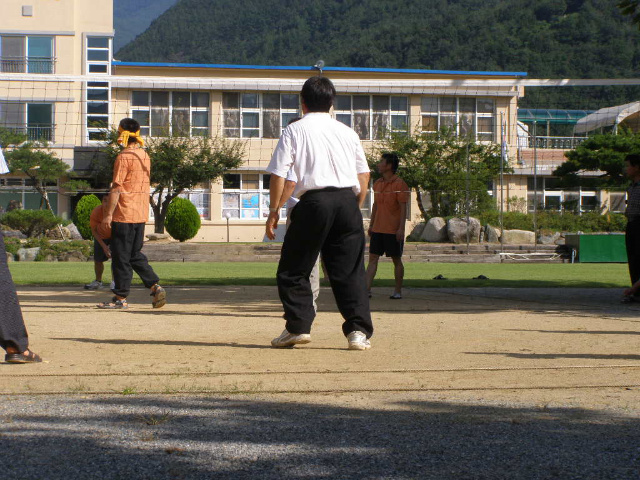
0, 56, 55, 74
527, 136, 586, 150
2, 125, 54, 142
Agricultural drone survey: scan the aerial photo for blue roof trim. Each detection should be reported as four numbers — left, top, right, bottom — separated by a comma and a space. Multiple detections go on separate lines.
111, 60, 528, 77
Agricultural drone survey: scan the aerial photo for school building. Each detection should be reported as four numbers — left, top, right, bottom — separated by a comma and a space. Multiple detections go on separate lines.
1, 0, 613, 242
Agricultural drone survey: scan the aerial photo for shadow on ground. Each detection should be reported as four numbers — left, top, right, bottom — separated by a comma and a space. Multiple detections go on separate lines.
0, 396, 637, 479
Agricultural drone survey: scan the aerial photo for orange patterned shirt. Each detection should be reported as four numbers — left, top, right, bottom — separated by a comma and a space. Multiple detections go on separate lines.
112, 146, 151, 224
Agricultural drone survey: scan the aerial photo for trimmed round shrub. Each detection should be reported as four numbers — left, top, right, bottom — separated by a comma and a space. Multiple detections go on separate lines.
0, 209, 64, 238
165, 197, 201, 242
72, 194, 101, 239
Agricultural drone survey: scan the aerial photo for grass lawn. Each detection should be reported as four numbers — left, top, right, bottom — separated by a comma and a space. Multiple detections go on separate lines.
8, 261, 630, 288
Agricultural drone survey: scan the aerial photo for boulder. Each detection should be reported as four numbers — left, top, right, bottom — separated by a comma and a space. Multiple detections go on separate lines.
485, 225, 501, 243
406, 223, 426, 242
538, 231, 561, 245
502, 229, 535, 244
447, 217, 481, 244
17, 247, 40, 262
6, 252, 14, 262
146, 233, 170, 241
46, 226, 71, 240
421, 217, 448, 242
1, 229, 27, 239
58, 251, 87, 262
66, 223, 84, 240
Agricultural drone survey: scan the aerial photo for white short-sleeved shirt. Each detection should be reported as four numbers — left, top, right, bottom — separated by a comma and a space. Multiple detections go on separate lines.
267, 112, 369, 199
285, 168, 299, 211
0, 147, 9, 175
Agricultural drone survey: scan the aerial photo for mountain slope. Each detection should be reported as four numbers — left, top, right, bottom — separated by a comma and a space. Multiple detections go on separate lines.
116, 0, 640, 108
113, 0, 179, 52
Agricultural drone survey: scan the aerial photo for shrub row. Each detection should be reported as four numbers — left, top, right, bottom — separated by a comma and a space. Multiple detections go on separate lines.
477, 211, 627, 233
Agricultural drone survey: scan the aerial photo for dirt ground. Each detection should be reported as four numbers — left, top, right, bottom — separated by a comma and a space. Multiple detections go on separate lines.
1, 285, 638, 413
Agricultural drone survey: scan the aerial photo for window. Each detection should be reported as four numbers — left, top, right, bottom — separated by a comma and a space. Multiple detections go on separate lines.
334, 95, 408, 140
149, 188, 210, 220
0, 35, 54, 73
610, 192, 626, 213
0, 102, 53, 141
222, 92, 300, 138
131, 91, 210, 137
86, 36, 111, 75
86, 81, 109, 141
421, 97, 495, 141
526, 176, 599, 213
0, 178, 58, 214
222, 173, 286, 219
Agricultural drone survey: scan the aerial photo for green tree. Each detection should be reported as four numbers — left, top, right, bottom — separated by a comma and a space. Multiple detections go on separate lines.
101, 131, 245, 233
165, 197, 201, 242
553, 130, 640, 188
370, 128, 506, 219
618, 0, 640, 26
1, 131, 90, 213
72, 194, 102, 239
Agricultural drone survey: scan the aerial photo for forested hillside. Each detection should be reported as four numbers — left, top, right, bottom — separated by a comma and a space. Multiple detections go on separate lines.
113, 0, 179, 51
116, 0, 640, 108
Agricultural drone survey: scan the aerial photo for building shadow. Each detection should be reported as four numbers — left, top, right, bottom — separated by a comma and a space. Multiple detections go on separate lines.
0, 396, 637, 479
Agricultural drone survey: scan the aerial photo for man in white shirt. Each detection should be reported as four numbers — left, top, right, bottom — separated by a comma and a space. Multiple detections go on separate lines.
265, 76, 373, 350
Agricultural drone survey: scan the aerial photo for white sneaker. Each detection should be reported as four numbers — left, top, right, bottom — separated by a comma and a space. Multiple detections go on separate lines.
347, 331, 371, 350
109, 281, 115, 290
84, 280, 103, 290
271, 329, 311, 348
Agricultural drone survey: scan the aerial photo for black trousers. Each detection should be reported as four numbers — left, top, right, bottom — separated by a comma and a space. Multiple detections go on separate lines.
277, 188, 373, 338
626, 219, 640, 286
0, 232, 29, 352
111, 222, 159, 298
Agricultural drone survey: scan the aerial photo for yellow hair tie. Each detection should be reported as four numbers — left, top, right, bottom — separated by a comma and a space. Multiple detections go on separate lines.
117, 127, 144, 147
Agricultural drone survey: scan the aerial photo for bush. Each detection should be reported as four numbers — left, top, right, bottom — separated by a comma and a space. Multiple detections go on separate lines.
477, 211, 627, 233
0, 209, 65, 237
72, 194, 101, 239
35, 239, 92, 261
165, 197, 201, 242
3, 236, 22, 256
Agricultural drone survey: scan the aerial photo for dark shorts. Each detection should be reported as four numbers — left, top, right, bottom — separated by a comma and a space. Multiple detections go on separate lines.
93, 238, 111, 263
369, 232, 403, 258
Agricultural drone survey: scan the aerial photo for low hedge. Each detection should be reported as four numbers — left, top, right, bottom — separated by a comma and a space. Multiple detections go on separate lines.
477, 211, 627, 233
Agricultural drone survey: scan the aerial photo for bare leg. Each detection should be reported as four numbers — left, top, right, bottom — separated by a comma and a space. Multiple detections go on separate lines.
366, 253, 380, 293
95, 261, 104, 282
392, 256, 404, 295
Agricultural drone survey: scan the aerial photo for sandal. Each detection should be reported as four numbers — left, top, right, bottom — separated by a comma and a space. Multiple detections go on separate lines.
5, 350, 43, 364
97, 296, 128, 309
150, 285, 166, 309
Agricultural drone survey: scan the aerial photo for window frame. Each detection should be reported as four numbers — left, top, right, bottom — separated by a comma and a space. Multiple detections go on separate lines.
221, 172, 286, 220
130, 91, 211, 138
421, 96, 496, 142
0, 34, 55, 73
333, 94, 409, 141
222, 92, 300, 139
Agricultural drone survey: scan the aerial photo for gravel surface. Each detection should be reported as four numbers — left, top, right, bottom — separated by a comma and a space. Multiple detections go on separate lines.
1, 393, 638, 479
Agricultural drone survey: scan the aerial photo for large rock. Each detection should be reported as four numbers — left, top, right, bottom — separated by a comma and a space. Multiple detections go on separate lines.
46, 226, 71, 240
406, 223, 426, 242
502, 229, 535, 244
485, 225, 501, 243
447, 217, 481, 244
538, 231, 561, 245
6, 252, 14, 262
1, 229, 27, 239
421, 217, 448, 242
66, 223, 84, 240
146, 233, 170, 241
17, 247, 40, 262
58, 251, 87, 262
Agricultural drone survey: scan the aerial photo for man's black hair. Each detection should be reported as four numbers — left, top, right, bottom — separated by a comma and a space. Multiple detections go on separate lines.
381, 152, 400, 174
626, 153, 640, 167
119, 117, 140, 133
301, 76, 336, 112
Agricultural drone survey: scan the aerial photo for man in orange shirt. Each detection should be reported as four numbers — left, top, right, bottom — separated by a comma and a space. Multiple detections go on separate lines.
366, 153, 409, 299
84, 194, 113, 290
98, 118, 165, 309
